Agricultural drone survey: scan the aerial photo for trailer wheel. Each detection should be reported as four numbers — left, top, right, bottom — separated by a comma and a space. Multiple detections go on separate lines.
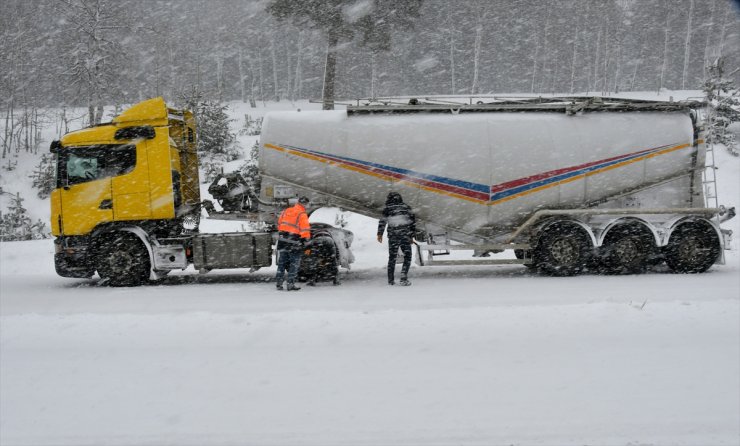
600, 226, 656, 274
665, 222, 720, 274
96, 232, 150, 286
534, 223, 592, 276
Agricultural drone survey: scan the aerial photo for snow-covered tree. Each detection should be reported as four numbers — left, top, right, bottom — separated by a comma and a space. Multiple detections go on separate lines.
0, 191, 47, 241
703, 57, 740, 156
179, 89, 240, 181
55, 0, 128, 125
31, 153, 56, 199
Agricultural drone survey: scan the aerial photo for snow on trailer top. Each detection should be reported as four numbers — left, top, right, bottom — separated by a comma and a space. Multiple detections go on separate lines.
345, 96, 706, 115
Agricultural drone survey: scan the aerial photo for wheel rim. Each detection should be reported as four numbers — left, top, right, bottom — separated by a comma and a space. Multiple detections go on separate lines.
677, 235, 713, 265
549, 237, 580, 266
613, 236, 642, 264
106, 250, 137, 275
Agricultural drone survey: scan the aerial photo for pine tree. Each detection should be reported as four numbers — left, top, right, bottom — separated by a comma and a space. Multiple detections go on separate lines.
0, 192, 33, 241
239, 141, 261, 194
178, 89, 240, 181
195, 100, 236, 157
703, 57, 740, 156
31, 153, 56, 199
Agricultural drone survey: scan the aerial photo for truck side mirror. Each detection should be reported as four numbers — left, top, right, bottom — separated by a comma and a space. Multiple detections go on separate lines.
50, 140, 62, 153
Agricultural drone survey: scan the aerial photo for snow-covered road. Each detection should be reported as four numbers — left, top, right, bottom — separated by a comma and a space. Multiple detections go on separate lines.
2, 237, 739, 446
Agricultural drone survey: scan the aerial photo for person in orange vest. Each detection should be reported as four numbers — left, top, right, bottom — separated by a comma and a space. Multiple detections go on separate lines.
275, 196, 311, 291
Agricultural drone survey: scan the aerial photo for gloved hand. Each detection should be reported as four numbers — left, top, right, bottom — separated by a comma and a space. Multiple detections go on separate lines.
377, 234, 383, 243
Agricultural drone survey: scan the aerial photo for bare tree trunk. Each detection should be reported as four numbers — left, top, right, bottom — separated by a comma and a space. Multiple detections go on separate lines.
370, 52, 377, 99
593, 22, 603, 94
602, 22, 610, 94
88, 101, 95, 127
569, 13, 580, 94
322, 30, 338, 110
169, 43, 177, 98
659, 2, 671, 92
155, 44, 161, 97
448, 26, 456, 95
681, 0, 694, 90
293, 31, 303, 101
630, 30, 645, 91
2, 100, 11, 159
471, 16, 483, 95
216, 56, 224, 101
238, 47, 246, 103
257, 38, 265, 104
538, 7, 551, 94
248, 56, 258, 108
718, 1, 731, 58
23, 101, 29, 152
702, 0, 717, 79
530, 6, 543, 94
611, 5, 625, 94
271, 36, 279, 102
284, 38, 293, 102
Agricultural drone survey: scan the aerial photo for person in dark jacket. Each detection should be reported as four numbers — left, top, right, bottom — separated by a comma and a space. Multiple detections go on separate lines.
377, 192, 416, 286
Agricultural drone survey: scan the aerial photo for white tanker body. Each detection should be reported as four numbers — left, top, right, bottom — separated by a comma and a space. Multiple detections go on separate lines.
258, 98, 733, 275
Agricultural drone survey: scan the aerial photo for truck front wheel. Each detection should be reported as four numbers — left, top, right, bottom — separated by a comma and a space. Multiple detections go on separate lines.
96, 232, 151, 286
665, 222, 720, 274
534, 224, 592, 276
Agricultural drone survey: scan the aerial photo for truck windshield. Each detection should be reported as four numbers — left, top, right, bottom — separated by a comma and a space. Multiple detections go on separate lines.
57, 144, 136, 187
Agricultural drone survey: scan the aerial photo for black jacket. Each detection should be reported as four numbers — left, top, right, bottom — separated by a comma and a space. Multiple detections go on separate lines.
377, 192, 416, 239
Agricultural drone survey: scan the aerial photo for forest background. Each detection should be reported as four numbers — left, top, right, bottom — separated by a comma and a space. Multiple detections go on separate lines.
2, 0, 739, 113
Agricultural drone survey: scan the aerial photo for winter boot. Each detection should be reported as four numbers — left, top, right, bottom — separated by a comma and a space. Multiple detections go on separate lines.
276, 281, 284, 291
399, 277, 411, 286
287, 282, 301, 291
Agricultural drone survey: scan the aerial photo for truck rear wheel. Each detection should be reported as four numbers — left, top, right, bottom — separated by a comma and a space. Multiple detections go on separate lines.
96, 232, 150, 286
665, 222, 720, 274
534, 223, 592, 276
600, 225, 656, 274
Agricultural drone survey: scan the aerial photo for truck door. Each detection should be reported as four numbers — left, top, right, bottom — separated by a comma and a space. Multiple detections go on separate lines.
58, 145, 115, 235
57, 144, 136, 235
110, 143, 148, 220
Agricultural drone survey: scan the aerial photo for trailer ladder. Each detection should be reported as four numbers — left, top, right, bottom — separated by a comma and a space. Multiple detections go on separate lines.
703, 140, 720, 211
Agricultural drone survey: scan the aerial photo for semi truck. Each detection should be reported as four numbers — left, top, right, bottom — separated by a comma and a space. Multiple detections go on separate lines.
50, 96, 734, 285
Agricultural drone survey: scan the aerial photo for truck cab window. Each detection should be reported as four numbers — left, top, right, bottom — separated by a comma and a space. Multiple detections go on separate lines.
60, 144, 136, 186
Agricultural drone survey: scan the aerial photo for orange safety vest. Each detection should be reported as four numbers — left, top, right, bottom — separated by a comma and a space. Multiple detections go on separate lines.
277, 204, 311, 239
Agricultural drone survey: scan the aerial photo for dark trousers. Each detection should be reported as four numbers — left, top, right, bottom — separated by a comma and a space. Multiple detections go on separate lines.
387, 236, 412, 283
276, 249, 303, 285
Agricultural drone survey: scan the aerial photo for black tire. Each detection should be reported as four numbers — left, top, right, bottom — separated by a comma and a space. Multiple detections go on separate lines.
600, 225, 656, 274
665, 222, 721, 274
298, 236, 338, 283
533, 223, 592, 276
96, 232, 150, 286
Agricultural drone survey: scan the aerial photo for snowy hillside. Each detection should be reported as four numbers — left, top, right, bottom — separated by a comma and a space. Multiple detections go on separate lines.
1, 93, 739, 446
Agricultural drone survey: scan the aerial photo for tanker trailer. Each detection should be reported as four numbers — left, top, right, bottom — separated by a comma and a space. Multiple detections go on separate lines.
258, 97, 734, 276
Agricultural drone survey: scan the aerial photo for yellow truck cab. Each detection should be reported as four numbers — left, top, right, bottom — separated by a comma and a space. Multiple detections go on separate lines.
50, 97, 202, 284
